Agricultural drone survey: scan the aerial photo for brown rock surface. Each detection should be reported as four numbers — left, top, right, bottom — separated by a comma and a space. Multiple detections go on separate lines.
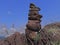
0, 32, 26, 45
43, 22, 60, 43
0, 30, 52, 45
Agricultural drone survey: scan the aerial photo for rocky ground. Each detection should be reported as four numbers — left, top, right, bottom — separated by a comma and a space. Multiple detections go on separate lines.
0, 22, 60, 45
0, 32, 27, 45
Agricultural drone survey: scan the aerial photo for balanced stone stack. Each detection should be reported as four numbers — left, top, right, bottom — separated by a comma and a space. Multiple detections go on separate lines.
25, 3, 42, 45
26, 3, 42, 32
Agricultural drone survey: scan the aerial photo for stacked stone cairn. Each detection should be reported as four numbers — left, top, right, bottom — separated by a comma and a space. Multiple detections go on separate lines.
25, 3, 42, 45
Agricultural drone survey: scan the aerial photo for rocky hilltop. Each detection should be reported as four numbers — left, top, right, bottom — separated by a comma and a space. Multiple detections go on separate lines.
43, 22, 60, 45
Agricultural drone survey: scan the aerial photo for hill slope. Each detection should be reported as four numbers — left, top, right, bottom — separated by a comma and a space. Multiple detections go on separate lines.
43, 22, 60, 45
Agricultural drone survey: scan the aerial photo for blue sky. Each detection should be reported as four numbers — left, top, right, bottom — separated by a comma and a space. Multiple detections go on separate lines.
0, 0, 60, 28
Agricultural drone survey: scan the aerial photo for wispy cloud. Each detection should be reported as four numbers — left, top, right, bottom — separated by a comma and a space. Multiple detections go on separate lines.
8, 11, 11, 15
